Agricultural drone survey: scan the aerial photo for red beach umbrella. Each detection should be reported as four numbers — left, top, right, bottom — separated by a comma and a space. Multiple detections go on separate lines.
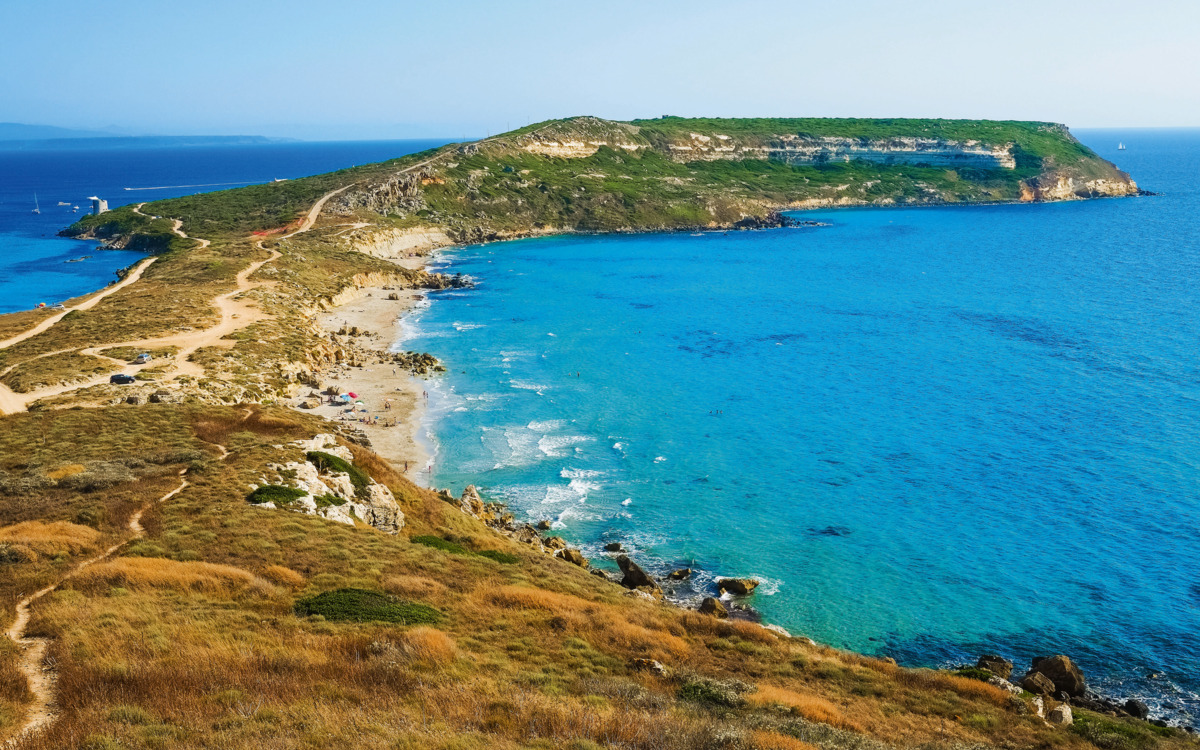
347, 391, 358, 398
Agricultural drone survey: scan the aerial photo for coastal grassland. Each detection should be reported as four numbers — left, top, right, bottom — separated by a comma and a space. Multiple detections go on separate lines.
0, 636, 32, 735
0, 351, 115, 393
0, 309, 55, 342
129, 145, 450, 238
64, 209, 196, 254
4, 405, 1195, 750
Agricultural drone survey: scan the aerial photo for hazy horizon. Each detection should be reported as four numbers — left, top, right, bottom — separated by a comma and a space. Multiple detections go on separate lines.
3, 0, 1198, 141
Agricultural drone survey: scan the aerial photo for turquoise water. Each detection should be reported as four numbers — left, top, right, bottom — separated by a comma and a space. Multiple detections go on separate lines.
0, 139, 449, 313
406, 129, 1200, 721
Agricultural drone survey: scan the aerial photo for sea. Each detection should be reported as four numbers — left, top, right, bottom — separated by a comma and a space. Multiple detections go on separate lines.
0, 138, 450, 313
402, 129, 1200, 724
2, 130, 1198, 724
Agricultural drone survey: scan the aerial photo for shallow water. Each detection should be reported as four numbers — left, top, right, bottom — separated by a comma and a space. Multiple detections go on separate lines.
406, 129, 1200, 722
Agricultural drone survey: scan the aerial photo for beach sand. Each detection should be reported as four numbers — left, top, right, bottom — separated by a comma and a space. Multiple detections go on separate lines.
294, 254, 437, 485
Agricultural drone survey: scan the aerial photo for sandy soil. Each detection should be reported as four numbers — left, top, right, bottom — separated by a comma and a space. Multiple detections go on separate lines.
297, 253, 436, 485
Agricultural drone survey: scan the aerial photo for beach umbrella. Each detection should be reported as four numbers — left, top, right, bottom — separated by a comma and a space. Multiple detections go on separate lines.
347, 391, 358, 398
339, 394, 351, 401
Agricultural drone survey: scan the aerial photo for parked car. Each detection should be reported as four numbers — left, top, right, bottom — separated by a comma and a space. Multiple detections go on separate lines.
110, 374, 136, 385
50, 303, 66, 311
134, 353, 153, 364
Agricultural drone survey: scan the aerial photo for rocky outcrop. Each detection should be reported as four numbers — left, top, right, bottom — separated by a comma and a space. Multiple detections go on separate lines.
1047, 703, 1074, 727
1022, 671, 1057, 696
698, 597, 728, 618
667, 134, 1017, 169
1026, 655, 1087, 697
716, 578, 759, 596
616, 555, 656, 590
251, 434, 404, 534
555, 548, 588, 568
1019, 171, 1140, 202
977, 654, 1014, 680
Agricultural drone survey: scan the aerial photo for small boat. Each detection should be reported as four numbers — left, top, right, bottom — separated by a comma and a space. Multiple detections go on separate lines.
273, 177, 288, 182
32, 194, 40, 214
72, 206, 79, 212
1118, 142, 1126, 150
57, 201, 70, 206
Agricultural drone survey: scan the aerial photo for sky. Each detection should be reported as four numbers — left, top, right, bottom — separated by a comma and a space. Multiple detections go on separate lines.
2, 0, 1198, 140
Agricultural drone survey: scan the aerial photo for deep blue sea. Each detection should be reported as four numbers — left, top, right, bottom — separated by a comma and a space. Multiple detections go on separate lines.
404, 129, 1200, 723
0, 139, 450, 312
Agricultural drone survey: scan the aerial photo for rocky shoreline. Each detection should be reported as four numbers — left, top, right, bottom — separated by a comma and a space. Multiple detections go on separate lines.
422, 483, 1195, 733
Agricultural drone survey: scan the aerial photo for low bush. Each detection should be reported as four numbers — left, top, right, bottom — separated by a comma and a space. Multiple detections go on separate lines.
294, 588, 442, 624
246, 485, 307, 505
411, 535, 469, 555
678, 675, 754, 708
476, 549, 519, 564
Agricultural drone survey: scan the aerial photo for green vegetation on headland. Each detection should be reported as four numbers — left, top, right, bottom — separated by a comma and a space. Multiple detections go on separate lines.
0, 117, 1170, 750
62, 116, 1139, 248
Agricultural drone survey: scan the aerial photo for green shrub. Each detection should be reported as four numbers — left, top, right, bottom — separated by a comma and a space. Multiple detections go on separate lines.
952, 666, 995, 682
411, 535, 469, 555
294, 588, 441, 624
1071, 711, 1176, 750
306, 451, 369, 499
313, 493, 346, 508
477, 549, 519, 564
246, 485, 307, 505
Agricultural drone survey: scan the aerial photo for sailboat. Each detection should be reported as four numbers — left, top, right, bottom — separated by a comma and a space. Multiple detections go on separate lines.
1118, 142, 1126, 150
32, 194, 40, 214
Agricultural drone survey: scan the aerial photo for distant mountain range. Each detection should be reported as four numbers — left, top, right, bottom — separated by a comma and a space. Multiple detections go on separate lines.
0, 122, 296, 150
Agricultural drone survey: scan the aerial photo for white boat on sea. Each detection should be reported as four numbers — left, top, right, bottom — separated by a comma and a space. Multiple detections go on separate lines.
1118, 142, 1126, 150
32, 194, 40, 214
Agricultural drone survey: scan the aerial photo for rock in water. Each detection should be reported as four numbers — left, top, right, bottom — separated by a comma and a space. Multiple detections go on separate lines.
1021, 672, 1057, 696
1125, 699, 1150, 719
603, 542, 623, 552
667, 568, 692, 580
698, 597, 728, 618
716, 578, 759, 596
616, 554, 656, 589
1029, 655, 1087, 697
977, 654, 1014, 680
536, 519, 552, 530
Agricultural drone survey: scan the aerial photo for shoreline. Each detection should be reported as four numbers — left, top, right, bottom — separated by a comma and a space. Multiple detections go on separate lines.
345, 221, 1187, 730
295, 251, 436, 485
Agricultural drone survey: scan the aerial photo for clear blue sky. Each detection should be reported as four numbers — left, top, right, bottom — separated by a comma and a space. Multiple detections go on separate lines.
2, 0, 1197, 140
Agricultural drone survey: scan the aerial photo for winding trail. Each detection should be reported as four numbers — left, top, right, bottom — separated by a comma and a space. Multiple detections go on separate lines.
3, 469, 191, 747
0, 187, 351, 415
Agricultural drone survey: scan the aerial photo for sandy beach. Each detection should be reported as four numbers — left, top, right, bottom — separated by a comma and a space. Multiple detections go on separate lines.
295, 253, 437, 485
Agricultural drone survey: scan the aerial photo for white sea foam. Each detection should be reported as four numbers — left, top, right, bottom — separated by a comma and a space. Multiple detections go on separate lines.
654, 456, 666, 463
509, 379, 548, 394
621, 498, 632, 506
612, 442, 626, 451
453, 322, 487, 332
528, 419, 567, 431
567, 478, 601, 496
538, 434, 593, 457
560, 467, 603, 479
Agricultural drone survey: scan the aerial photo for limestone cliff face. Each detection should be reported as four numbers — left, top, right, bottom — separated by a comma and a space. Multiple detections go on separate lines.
664, 133, 1017, 169
1019, 171, 1140, 201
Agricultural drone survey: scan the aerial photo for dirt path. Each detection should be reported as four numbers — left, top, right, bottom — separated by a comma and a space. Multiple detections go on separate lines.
0, 257, 157, 352
0, 186, 351, 415
2, 469, 191, 747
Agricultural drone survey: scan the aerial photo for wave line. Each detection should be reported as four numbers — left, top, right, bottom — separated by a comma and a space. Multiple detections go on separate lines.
123, 180, 265, 191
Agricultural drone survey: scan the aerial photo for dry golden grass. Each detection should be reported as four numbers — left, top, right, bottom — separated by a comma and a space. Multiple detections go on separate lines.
679, 610, 779, 644
191, 407, 306, 447
70, 557, 272, 596
0, 521, 100, 556
397, 626, 456, 666
747, 684, 864, 733
748, 730, 819, 750
44, 464, 86, 481
262, 564, 305, 589
383, 574, 448, 601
